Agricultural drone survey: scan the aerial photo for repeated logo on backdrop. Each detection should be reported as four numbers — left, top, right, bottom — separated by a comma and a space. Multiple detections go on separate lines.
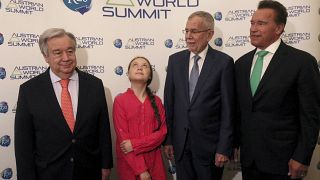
225, 36, 250, 47
8, 32, 39, 47
1, 168, 13, 179
113, 37, 155, 49
164, 38, 187, 49
0, 135, 11, 147
76, 36, 104, 48
114, 66, 124, 76
0, 67, 6, 80
77, 65, 105, 75
0, 101, 9, 114
102, 0, 199, 19
287, 5, 310, 17
224, 9, 255, 22
281, 32, 310, 45
0, 33, 4, 45
165, 38, 190, 49
63, 0, 92, 15
5, 0, 44, 15
10, 66, 47, 80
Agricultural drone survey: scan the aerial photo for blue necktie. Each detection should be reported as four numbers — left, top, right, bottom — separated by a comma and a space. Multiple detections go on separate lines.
189, 54, 201, 100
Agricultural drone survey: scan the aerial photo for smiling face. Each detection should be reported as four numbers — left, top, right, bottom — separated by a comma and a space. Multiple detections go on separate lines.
250, 8, 284, 49
128, 57, 152, 85
44, 35, 77, 79
185, 16, 214, 54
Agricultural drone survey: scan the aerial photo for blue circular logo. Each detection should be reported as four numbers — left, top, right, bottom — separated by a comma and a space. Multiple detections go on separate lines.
0, 33, 4, 45
165, 39, 173, 48
214, 12, 223, 21
0, 135, 11, 147
113, 39, 122, 48
114, 66, 123, 76
0, 101, 8, 113
63, 0, 92, 15
214, 38, 223, 47
0, 67, 6, 79
1, 168, 13, 179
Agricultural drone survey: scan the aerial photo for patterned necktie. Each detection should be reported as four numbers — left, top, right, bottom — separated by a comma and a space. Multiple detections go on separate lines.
60, 79, 75, 132
250, 50, 269, 96
189, 54, 201, 100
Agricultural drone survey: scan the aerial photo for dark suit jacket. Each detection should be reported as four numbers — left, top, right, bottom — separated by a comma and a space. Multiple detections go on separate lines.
235, 41, 320, 174
14, 68, 113, 180
164, 45, 235, 164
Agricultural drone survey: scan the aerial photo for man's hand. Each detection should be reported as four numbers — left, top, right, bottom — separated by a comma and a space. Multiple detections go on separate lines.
120, 140, 133, 154
140, 171, 151, 180
101, 168, 111, 180
164, 145, 174, 160
288, 159, 308, 179
215, 153, 229, 167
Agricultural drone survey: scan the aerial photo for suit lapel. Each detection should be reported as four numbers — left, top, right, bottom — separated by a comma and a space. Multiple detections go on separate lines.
244, 50, 256, 98
74, 70, 89, 133
254, 42, 286, 99
182, 51, 191, 105
41, 69, 73, 135
190, 47, 215, 105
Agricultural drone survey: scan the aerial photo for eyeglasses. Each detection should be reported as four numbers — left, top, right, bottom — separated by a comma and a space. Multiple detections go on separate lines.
182, 29, 211, 34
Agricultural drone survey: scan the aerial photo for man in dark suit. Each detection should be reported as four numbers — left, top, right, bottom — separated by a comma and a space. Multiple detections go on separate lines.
235, 1, 320, 179
14, 28, 113, 180
163, 11, 235, 180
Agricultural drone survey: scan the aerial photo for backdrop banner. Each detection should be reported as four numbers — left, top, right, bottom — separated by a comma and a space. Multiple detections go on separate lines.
0, 0, 319, 179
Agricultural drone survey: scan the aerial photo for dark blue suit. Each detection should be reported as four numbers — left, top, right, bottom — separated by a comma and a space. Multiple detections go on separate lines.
164, 45, 235, 179
14, 69, 113, 180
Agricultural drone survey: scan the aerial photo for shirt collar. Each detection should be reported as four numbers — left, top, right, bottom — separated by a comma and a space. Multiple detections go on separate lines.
256, 38, 281, 55
190, 45, 209, 60
49, 68, 78, 83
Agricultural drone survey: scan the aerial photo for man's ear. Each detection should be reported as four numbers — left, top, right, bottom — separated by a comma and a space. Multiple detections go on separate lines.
276, 23, 285, 35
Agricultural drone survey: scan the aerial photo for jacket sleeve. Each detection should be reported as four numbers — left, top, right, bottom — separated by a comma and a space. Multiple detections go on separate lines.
163, 56, 174, 145
292, 54, 320, 165
14, 85, 38, 180
98, 80, 113, 169
131, 98, 167, 154
113, 98, 148, 175
216, 57, 235, 157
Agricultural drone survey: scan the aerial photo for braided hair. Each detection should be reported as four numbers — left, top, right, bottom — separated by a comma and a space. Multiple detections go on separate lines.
128, 56, 161, 131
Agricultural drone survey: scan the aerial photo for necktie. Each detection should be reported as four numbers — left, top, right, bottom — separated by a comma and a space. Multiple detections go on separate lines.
189, 54, 201, 100
60, 79, 75, 132
250, 50, 269, 95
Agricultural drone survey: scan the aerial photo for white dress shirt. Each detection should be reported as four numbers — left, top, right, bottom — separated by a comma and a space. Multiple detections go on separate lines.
189, 45, 209, 79
50, 69, 79, 120
250, 38, 281, 79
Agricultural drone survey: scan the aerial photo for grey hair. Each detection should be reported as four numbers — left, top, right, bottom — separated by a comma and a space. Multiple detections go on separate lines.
39, 28, 77, 57
188, 11, 215, 30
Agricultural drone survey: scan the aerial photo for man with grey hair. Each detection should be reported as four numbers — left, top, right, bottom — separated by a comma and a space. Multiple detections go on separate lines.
15, 28, 113, 180
164, 11, 235, 180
